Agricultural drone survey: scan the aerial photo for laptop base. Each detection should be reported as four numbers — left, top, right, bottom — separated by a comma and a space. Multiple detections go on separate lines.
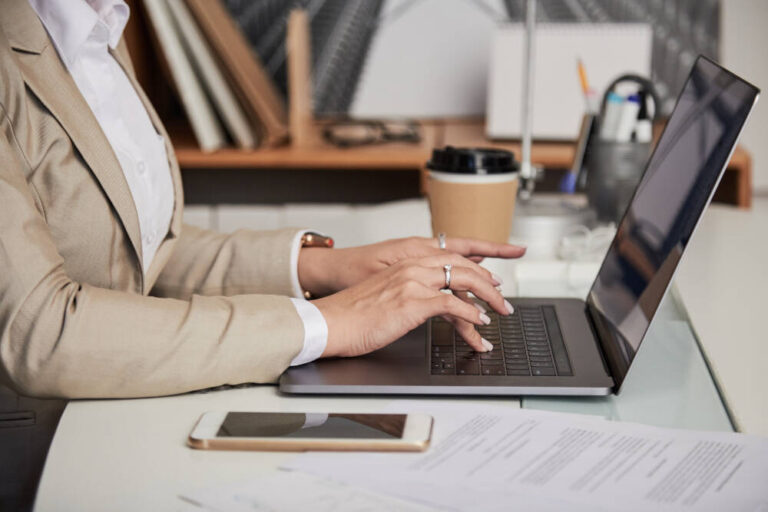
279, 298, 614, 397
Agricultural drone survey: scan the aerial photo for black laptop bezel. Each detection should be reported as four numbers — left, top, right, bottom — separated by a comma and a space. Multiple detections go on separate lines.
583, 55, 760, 391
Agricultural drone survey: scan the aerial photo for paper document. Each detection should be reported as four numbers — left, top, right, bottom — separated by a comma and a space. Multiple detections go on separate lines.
284, 402, 768, 512
181, 471, 439, 512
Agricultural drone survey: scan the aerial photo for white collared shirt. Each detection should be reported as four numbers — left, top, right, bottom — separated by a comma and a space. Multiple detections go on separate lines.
29, 0, 327, 366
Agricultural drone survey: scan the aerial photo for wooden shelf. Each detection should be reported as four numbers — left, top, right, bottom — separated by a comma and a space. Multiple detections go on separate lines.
171, 118, 753, 208
123, 1, 752, 208
171, 120, 441, 170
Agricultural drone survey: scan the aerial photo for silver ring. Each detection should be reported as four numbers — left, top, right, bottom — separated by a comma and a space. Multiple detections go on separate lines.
438, 232, 447, 250
442, 264, 452, 289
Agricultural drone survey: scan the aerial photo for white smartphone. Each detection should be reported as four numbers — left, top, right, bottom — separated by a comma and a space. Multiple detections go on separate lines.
188, 411, 433, 452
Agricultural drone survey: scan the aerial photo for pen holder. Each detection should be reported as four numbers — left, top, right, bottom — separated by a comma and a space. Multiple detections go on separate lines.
585, 141, 651, 223
586, 74, 658, 223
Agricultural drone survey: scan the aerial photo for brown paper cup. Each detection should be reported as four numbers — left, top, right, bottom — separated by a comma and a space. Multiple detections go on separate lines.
427, 171, 519, 243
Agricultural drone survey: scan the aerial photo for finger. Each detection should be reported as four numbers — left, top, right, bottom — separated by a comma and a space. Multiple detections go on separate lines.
443, 315, 491, 352
415, 252, 500, 286
428, 266, 512, 316
445, 238, 526, 259
425, 293, 489, 332
455, 291, 487, 315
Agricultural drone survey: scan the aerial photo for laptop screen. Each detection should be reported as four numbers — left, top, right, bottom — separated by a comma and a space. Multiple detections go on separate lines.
586, 56, 759, 388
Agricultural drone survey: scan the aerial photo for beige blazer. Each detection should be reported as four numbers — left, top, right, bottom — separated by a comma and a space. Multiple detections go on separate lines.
0, 0, 305, 399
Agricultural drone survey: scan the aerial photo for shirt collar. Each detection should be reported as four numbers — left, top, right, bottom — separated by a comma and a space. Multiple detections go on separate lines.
28, 0, 129, 67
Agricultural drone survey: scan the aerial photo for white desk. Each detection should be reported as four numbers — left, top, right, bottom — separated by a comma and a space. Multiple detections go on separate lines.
34, 199, 739, 511
675, 199, 768, 435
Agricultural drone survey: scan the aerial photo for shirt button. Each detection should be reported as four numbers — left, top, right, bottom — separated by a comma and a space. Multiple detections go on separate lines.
137, 161, 147, 174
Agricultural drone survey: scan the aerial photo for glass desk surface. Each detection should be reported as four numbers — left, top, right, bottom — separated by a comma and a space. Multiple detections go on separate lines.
502, 262, 734, 433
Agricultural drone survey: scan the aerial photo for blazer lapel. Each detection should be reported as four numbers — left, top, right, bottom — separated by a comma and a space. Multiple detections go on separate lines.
4, 0, 145, 272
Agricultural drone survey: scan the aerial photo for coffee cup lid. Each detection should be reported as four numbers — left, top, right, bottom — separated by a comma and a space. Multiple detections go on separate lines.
427, 146, 518, 175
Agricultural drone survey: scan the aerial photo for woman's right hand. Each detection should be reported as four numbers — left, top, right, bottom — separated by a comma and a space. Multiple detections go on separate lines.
312, 253, 514, 359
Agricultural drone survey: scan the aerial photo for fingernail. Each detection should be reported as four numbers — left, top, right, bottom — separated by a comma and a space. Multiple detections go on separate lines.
479, 313, 491, 325
481, 338, 494, 352
492, 273, 504, 285
504, 300, 514, 315
473, 303, 487, 314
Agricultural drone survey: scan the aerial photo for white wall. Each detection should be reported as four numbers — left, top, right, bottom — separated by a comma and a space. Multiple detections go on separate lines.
720, 0, 768, 194
350, 0, 505, 118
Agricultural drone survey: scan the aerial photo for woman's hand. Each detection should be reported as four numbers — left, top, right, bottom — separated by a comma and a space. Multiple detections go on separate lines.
312, 254, 515, 358
298, 236, 526, 297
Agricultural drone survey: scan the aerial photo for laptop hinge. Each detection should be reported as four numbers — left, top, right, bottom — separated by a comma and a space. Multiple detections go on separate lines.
584, 304, 615, 382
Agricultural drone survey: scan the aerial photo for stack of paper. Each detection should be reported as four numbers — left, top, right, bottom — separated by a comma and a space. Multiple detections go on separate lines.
183, 402, 768, 512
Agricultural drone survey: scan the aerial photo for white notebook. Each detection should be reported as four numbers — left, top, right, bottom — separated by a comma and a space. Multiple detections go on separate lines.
486, 23, 652, 140
142, 0, 226, 152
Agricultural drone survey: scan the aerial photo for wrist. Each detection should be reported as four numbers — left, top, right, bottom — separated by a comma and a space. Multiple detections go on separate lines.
313, 298, 342, 358
298, 247, 337, 298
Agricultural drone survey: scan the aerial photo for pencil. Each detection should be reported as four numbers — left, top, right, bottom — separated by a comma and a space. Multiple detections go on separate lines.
578, 58, 590, 95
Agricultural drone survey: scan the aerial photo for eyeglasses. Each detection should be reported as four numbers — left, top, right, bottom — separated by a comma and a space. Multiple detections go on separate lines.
322, 119, 421, 148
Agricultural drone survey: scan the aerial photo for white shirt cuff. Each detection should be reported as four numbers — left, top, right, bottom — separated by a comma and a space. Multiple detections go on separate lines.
288, 229, 311, 299
289, 298, 329, 366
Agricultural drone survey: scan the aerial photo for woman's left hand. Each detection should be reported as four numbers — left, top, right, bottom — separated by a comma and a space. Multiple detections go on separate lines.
298, 236, 526, 297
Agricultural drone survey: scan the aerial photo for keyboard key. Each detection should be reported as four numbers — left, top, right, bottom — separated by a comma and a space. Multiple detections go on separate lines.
507, 369, 531, 376
457, 361, 480, 375
431, 320, 455, 346
443, 362, 455, 369
482, 367, 505, 376
480, 352, 502, 360
432, 368, 454, 375
505, 363, 529, 370
431, 362, 441, 369
531, 361, 554, 368
532, 367, 556, 376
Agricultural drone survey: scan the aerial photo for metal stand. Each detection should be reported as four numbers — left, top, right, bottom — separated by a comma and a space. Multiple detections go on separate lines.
513, 0, 595, 248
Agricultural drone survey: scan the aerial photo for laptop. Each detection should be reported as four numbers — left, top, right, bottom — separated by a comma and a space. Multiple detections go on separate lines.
280, 56, 759, 397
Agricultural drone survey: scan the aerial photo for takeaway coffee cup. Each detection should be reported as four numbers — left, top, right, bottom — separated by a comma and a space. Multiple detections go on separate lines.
426, 147, 519, 243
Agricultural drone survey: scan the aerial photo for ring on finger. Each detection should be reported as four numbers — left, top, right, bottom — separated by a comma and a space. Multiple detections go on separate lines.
438, 232, 447, 250
442, 264, 452, 289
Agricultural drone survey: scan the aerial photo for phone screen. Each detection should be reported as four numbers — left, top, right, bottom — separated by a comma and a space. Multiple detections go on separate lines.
216, 412, 407, 439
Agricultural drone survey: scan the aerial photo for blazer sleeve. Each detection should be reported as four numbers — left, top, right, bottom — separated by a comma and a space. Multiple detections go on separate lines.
151, 223, 304, 300
0, 123, 304, 399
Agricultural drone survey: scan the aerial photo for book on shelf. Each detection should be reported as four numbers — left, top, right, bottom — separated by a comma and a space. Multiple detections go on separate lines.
185, 0, 289, 148
141, 0, 226, 152
166, 0, 259, 149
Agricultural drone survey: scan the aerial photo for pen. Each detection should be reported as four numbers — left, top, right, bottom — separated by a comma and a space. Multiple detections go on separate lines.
615, 94, 640, 142
634, 90, 653, 143
599, 92, 624, 141
577, 58, 598, 113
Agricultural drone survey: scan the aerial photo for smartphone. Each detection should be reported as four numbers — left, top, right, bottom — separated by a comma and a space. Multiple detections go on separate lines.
188, 411, 433, 452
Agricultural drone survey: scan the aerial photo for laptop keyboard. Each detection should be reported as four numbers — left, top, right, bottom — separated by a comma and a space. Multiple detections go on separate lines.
430, 305, 573, 377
